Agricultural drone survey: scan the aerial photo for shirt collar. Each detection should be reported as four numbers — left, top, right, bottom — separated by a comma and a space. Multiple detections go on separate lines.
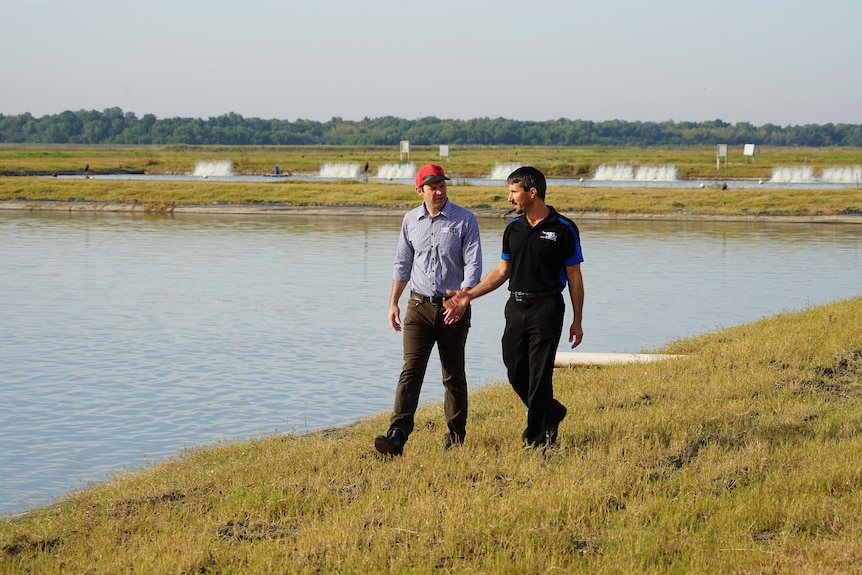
514, 205, 558, 228
418, 199, 450, 220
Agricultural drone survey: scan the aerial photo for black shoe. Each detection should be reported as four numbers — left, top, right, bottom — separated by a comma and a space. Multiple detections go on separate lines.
374, 428, 405, 456
443, 432, 463, 451
547, 404, 567, 446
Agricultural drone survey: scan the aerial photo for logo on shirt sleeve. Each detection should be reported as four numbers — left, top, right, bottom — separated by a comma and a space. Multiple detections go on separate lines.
540, 231, 557, 241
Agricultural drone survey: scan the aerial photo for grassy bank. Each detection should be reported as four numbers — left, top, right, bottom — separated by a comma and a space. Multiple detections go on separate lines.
3, 144, 862, 181
2, 296, 861, 574
3, 144, 861, 220
2, 177, 862, 221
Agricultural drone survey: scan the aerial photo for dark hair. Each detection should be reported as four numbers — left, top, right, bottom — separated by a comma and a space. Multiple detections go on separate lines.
507, 166, 546, 199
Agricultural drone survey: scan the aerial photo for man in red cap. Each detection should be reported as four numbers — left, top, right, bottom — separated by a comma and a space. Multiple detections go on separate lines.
375, 164, 483, 456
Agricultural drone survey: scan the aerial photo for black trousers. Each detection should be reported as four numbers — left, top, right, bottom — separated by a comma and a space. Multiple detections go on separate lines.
502, 293, 566, 446
389, 298, 471, 440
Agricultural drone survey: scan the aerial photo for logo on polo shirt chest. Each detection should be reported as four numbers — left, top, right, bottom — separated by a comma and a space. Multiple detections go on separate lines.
539, 231, 557, 242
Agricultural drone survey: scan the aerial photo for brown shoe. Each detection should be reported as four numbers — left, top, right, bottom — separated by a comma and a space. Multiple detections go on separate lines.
374, 428, 405, 456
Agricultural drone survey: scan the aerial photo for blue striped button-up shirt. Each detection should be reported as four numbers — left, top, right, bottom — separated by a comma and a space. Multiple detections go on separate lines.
393, 200, 482, 297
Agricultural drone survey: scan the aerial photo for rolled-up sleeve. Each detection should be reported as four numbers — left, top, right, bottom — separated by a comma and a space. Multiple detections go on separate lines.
392, 214, 415, 282
459, 215, 483, 289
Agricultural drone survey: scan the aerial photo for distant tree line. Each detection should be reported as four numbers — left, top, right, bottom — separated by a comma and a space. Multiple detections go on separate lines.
2, 108, 862, 147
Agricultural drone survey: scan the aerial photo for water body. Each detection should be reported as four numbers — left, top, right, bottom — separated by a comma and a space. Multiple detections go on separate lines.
1, 210, 860, 515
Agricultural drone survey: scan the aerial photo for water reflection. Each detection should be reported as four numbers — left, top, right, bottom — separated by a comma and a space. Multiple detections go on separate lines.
1, 210, 860, 515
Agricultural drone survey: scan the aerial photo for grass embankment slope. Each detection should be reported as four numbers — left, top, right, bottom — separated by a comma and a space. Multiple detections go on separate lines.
2, 296, 862, 574
1, 178, 862, 221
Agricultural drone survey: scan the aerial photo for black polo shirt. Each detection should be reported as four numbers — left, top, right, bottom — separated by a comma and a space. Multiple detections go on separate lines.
501, 206, 584, 293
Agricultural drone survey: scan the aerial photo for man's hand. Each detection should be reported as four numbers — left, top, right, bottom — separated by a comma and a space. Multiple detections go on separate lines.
389, 303, 402, 332
568, 319, 583, 348
443, 290, 470, 325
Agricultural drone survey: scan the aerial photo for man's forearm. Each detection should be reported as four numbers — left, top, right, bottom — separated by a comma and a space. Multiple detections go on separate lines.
463, 266, 508, 300
390, 280, 408, 305
566, 265, 584, 319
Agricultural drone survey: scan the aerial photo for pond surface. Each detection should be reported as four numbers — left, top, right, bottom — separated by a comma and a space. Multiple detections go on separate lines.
1, 210, 860, 515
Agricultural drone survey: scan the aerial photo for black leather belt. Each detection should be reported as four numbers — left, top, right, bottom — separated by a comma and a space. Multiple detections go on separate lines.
411, 290, 450, 305
511, 289, 560, 302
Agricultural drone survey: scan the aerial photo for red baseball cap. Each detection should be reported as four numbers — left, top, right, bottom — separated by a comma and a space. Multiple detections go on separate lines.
415, 164, 450, 187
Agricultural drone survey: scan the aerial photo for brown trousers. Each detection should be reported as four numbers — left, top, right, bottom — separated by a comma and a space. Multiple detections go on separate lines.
389, 297, 471, 441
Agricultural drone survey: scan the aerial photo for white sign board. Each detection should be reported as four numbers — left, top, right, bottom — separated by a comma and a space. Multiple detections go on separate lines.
399, 140, 410, 161
439, 145, 449, 159
743, 144, 756, 156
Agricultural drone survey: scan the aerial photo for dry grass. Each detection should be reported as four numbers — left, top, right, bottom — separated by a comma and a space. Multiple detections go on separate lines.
1, 177, 861, 221
2, 296, 862, 574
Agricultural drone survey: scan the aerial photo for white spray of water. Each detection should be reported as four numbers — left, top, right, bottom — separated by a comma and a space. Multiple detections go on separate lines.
376, 163, 416, 180
489, 163, 522, 180
821, 166, 862, 184
593, 165, 635, 180
634, 165, 678, 181
593, 164, 678, 181
319, 163, 362, 178
769, 166, 814, 183
193, 161, 233, 177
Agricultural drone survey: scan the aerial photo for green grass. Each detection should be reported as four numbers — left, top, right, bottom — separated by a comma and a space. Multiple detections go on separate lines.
2, 177, 861, 220
2, 296, 862, 574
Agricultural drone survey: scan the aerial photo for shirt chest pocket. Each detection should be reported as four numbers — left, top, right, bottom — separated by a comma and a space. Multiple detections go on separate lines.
432, 224, 462, 249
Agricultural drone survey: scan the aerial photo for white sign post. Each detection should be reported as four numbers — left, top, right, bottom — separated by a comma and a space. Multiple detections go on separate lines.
439, 144, 449, 161
716, 144, 728, 169
400, 140, 410, 161
743, 143, 756, 163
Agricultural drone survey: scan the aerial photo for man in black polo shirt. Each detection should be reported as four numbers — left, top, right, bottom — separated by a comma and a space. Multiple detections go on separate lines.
445, 166, 584, 447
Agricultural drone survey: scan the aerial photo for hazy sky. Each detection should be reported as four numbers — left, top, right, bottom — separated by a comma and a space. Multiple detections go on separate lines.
2, 0, 859, 126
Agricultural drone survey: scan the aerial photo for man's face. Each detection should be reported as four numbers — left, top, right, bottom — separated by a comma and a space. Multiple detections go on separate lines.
507, 182, 532, 214
417, 180, 448, 209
